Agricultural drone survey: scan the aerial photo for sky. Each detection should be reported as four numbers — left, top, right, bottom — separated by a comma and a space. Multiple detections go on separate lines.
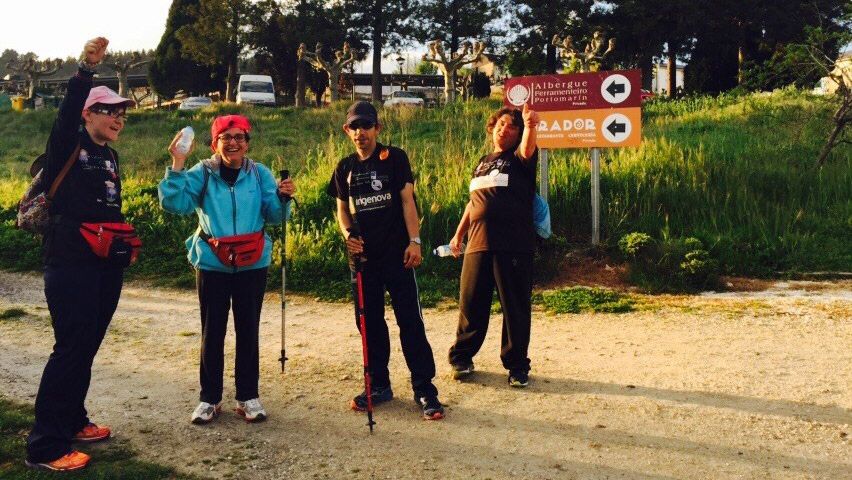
0, 0, 415, 73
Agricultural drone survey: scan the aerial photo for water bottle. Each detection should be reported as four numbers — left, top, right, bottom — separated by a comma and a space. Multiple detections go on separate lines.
176, 126, 194, 155
433, 243, 464, 257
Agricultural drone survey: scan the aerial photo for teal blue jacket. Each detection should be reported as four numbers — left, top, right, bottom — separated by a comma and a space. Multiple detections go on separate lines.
158, 155, 291, 273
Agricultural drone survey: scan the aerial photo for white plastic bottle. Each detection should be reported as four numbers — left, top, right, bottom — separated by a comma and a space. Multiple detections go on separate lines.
176, 126, 194, 155
433, 243, 465, 257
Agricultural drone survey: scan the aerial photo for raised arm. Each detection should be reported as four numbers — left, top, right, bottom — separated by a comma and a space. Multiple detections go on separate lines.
518, 102, 540, 161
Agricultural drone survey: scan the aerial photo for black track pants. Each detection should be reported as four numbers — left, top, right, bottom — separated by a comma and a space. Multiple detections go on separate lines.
196, 267, 267, 404
448, 251, 533, 373
27, 263, 123, 464
351, 260, 438, 397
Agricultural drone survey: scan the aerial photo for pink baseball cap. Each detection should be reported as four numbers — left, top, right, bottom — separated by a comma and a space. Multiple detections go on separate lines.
84, 86, 135, 110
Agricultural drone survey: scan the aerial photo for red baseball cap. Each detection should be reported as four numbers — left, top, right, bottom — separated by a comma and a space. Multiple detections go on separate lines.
210, 115, 252, 152
84, 86, 135, 110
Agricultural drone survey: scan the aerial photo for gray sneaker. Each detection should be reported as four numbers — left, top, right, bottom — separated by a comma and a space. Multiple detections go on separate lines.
236, 398, 267, 422
191, 402, 221, 424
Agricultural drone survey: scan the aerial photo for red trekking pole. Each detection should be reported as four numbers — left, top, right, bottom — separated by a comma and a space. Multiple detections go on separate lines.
350, 223, 376, 433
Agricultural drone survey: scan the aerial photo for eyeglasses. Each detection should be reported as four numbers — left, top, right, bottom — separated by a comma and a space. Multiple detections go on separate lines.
217, 133, 248, 144
347, 120, 375, 130
89, 107, 127, 121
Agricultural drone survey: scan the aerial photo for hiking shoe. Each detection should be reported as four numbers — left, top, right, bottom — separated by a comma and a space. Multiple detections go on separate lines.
451, 362, 474, 380
72, 423, 111, 443
508, 370, 530, 388
191, 401, 221, 424
350, 385, 393, 412
415, 395, 445, 420
235, 398, 267, 423
25, 450, 90, 472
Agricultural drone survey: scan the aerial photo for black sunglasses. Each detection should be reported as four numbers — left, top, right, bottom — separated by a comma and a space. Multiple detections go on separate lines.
347, 120, 375, 130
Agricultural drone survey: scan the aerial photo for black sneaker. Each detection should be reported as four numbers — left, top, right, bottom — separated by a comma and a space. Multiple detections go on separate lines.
350, 385, 393, 411
508, 370, 529, 388
414, 395, 445, 420
450, 362, 474, 380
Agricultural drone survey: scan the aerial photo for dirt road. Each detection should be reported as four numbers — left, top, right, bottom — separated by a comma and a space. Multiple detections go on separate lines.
0, 271, 850, 479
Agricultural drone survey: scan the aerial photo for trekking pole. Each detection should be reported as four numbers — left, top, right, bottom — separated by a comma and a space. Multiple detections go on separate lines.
350, 223, 376, 433
278, 170, 290, 373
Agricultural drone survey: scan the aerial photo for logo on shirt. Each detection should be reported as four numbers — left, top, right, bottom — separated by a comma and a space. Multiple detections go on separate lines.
370, 172, 383, 191
105, 158, 116, 179
78, 149, 89, 164
104, 180, 117, 203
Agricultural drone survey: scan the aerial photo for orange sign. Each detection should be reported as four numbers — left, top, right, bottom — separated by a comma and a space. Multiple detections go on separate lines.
535, 107, 641, 148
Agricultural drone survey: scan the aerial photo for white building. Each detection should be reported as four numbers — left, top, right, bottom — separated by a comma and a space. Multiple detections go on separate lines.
651, 62, 685, 95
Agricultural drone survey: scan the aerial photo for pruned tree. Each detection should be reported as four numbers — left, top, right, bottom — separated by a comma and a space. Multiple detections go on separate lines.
103, 51, 152, 98
422, 39, 484, 102
298, 42, 356, 102
5, 56, 62, 99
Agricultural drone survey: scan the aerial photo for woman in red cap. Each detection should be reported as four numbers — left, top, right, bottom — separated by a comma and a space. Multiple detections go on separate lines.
159, 114, 294, 425
26, 37, 137, 472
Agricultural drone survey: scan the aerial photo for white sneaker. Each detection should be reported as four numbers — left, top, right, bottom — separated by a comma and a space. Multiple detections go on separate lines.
191, 402, 221, 424
236, 398, 267, 422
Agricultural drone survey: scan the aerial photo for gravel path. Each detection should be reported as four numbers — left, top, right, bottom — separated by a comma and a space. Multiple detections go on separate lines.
0, 271, 850, 479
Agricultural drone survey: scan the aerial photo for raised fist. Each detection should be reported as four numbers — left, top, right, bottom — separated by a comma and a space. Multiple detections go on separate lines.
82, 37, 109, 65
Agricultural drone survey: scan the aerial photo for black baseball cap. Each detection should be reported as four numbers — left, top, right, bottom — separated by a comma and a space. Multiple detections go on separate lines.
346, 101, 378, 126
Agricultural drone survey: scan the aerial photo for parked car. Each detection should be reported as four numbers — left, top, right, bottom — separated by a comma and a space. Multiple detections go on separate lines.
384, 90, 424, 107
236, 74, 276, 106
178, 96, 213, 110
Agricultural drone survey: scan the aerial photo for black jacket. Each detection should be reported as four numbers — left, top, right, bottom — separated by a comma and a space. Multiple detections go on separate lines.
43, 69, 124, 265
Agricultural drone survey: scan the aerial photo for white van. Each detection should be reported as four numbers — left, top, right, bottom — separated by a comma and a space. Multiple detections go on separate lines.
236, 74, 276, 106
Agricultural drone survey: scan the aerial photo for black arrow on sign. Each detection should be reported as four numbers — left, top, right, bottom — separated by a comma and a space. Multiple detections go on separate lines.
606, 81, 625, 97
607, 120, 626, 136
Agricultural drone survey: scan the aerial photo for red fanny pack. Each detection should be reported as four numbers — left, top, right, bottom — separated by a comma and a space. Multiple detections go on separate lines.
79, 222, 142, 266
205, 231, 265, 267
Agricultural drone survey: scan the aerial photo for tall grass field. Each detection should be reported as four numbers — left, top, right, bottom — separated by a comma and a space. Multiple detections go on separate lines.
0, 89, 849, 301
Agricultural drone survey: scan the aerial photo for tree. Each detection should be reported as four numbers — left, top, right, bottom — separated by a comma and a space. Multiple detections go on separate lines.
149, 0, 224, 100
414, 0, 501, 54
343, 0, 417, 101
508, 0, 594, 74
177, 0, 262, 101
5, 56, 62, 99
778, 8, 851, 166
103, 51, 153, 98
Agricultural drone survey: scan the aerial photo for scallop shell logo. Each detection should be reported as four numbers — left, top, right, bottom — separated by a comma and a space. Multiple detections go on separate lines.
507, 83, 530, 106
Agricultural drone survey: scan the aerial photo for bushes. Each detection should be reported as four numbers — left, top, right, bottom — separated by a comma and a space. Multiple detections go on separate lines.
619, 231, 720, 291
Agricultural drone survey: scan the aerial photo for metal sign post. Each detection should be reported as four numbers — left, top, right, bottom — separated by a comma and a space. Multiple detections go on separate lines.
590, 148, 601, 245
539, 148, 549, 199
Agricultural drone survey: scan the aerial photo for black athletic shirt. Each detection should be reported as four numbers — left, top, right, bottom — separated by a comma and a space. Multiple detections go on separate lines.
466, 148, 538, 254
43, 69, 125, 266
327, 144, 414, 264
219, 164, 240, 186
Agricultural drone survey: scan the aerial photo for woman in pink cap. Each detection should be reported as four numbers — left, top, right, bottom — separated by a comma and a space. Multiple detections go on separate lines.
26, 37, 137, 472
159, 114, 294, 425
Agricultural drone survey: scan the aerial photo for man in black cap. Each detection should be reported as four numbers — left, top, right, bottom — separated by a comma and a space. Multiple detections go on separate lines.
327, 101, 444, 420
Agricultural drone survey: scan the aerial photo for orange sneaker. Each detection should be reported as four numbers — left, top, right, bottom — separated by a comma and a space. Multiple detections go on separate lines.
25, 450, 90, 471
73, 423, 111, 443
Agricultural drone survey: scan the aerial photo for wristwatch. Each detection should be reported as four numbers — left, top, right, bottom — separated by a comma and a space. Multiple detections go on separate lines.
410, 237, 421, 245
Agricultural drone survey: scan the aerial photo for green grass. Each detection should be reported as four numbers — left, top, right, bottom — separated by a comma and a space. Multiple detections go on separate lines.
0, 396, 196, 479
0, 89, 849, 300
535, 287, 635, 314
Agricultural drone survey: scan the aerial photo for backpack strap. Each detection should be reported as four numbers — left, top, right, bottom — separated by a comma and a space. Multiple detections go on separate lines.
198, 161, 211, 208
47, 144, 81, 200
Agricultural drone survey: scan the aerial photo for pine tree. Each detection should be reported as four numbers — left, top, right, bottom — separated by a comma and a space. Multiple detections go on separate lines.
149, 0, 224, 100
